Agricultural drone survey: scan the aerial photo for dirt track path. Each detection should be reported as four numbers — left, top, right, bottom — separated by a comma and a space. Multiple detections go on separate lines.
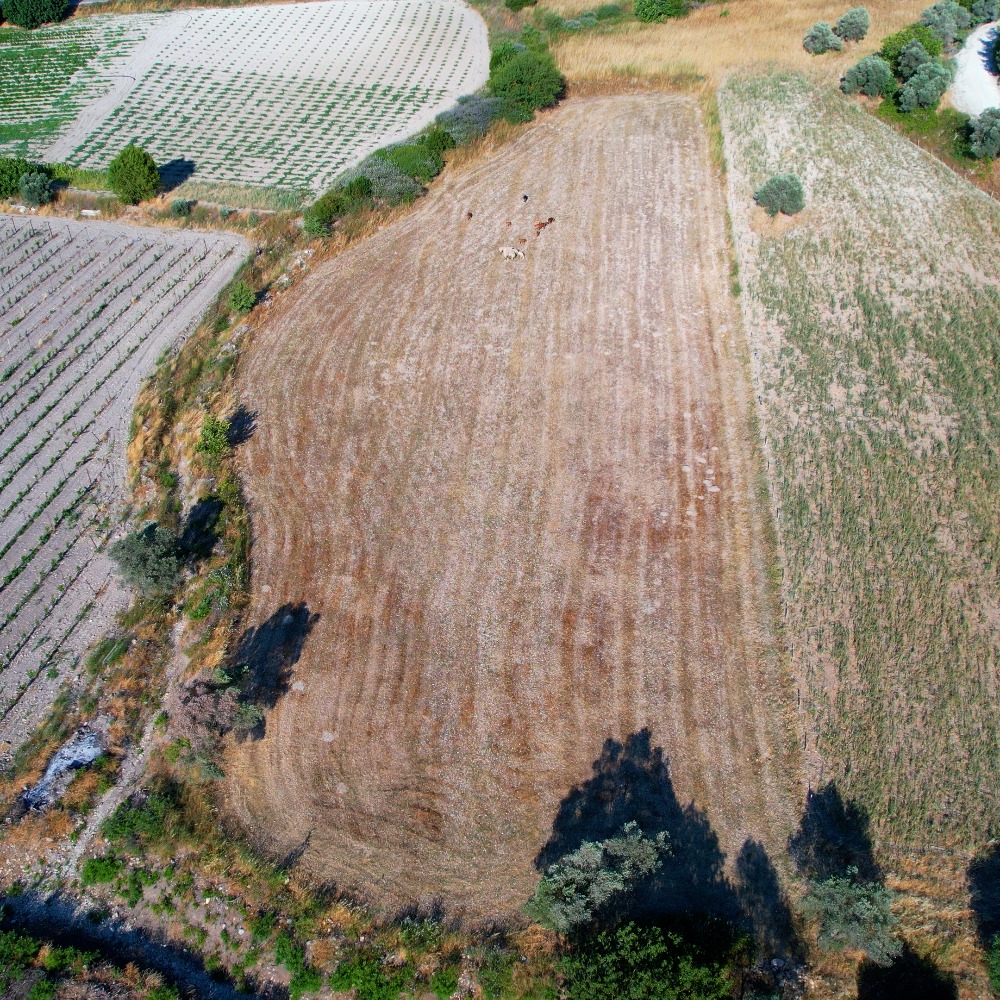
227, 95, 803, 915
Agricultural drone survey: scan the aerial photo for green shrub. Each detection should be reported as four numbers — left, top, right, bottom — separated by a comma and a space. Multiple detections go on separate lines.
0, 157, 35, 199
41, 945, 97, 974
559, 923, 731, 1000
919, 0, 971, 43
80, 855, 124, 885
880, 23, 943, 71
897, 38, 933, 79
375, 143, 443, 183
19, 171, 52, 207
102, 790, 179, 845
26, 979, 58, 1000
804, 21, 844, 53
897, 60, 952, 111
986, 934, 1000, 996
841, 55, 896, 96
754, 173, 805, 217
342, 175, 374, 203
525, 822, 671, 934
800, 868, 902, 966
834, 6, 870, 40
970, 0, 998, 22
970, 107, 1000, 157
330, 953, 414, 1000
107, 144, 160, 204
595, 3, 624, 16
1, 0, 66, 27
228, 279, 256, 313
109, 524, 180, 595
489, 48, 565, 123
634, 0, 687, 19
197, 413, 231, 456
430, 966, 460, 999
506, 0, 537, 10
169, 198, 191, 217
419, 126, 457, 156
0, 930, 41, 968
489, 39, 525, 73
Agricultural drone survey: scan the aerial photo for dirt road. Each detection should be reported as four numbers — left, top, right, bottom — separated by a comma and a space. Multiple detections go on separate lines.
227, 95, 803, 914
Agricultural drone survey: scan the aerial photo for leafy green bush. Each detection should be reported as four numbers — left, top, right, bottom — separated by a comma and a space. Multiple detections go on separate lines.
19, 171, 53, 207
897, 38, 933, 79
919, 0, 971, 43
109, 523, 181, 595
490, 39, 526, 73
559, 923, 731, 1000
841, 55, 896, 96
897, 60, 952, 111
41, 945, 98, 974
506, 0, 537, 10
102, 791, 179, 845
1, 0, 66, 28
986, 934, 1000, 996
970, 107, 1000, 157
338, 156, 422, 206
880, 23, 943, 71
800, 868, 902, 966
228, 279, 256, 313
803, 21, 844, 53
970, 0, 998, 22
754, 173, 805, 217
80, 855, 124, 885
0, 157, 35, 199
197, 413, 231, 456
834, 6, 870, 40
169, 198, 190, 217
419, 126, 457, 156
107, 144, 160, 204
430, 966, 460, 999
375, 143, 443, 183
634, 0, 687, 19
525, 822, 671, 934
330, 952, 414, 1000
27, 979, 59, 1000
0, 930, 41, 968
437, 94, 502, 144
489, 47, 565, 123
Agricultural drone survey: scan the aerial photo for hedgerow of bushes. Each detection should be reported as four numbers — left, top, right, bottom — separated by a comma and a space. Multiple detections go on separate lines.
0, 0, 66, 28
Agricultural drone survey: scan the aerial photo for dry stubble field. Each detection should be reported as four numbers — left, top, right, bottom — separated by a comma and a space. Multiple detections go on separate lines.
226, 94, 803, 913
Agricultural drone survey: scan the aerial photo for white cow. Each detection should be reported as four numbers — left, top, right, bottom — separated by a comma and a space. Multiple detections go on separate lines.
500, 246, 525, 260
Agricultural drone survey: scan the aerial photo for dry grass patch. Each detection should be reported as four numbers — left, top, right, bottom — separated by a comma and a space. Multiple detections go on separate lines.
550, 0, 927, 84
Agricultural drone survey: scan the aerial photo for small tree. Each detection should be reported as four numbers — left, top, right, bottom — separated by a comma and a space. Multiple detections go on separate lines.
634, 0, 687, 20
804, 21, 844, 53
107, 144, 160, 204
109, 523, 180, 595
841, 55, 896, 96
197, 413, 231, 457
525, 822, 671, 934
18, 171, 52, 207
897, 60, 952, 111
228, 279, 256, 313
881, 24, 943, 71
970, 0, 998, 23
969, 108, 1000, 157
2, 0, 66, 28
488, 48, 564, 123
800, 867, 902, 966
897, 38, 933, 79
169, 198, 190, 217
0, 157, 34, 200
919, 0, 971, 44
754, 173, 805, 217
834, 6, 871, 41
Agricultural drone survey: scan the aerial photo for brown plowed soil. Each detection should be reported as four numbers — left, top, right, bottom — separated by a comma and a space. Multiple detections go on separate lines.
225, 94, 803, 915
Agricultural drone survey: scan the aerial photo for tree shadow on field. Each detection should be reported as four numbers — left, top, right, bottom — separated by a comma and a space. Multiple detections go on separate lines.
227, 404, 257, 447
535, 728, 741, 921
180, 495, 223, 563
734, 838, 802, 958
856, 943, 958, 1000
967, 842, 1000, 946
233, 603, 319, 728
159, 157, 197, 192
788, 782, 881, 882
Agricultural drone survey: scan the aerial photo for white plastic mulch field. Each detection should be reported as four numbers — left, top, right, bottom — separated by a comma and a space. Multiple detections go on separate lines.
2, 0, 489, 194
0, 215, 246, 750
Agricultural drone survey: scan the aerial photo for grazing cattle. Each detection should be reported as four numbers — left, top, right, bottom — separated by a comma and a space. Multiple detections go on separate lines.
500, 247, 525, 260
466, 211, 473, 220
517, 237, 527, 244
522, 193, 529, 202
504, 220, 512, 226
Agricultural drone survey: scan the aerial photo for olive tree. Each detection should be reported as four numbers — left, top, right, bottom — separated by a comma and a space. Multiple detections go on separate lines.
834, 6, 871, 41
970, 108, 1000, 158
107, 144, 160, 204
841, 55, 896, 97
897, 38, 933, 79
109, 524, 180, 595
897, 60, 953, 111
754, 173, 805, 217
804, 21, 844, 53
919, 0, 971, 44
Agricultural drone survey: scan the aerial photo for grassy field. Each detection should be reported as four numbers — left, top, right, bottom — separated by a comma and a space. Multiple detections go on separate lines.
719, 75, 1000, 851
226, 93, 803, 914
548, 0, 927, 84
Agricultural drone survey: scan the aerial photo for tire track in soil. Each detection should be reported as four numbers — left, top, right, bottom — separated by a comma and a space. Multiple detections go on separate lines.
226, 95, 805, 915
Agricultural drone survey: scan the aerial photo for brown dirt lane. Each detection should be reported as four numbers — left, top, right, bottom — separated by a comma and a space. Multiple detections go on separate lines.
225, 94, 804, 915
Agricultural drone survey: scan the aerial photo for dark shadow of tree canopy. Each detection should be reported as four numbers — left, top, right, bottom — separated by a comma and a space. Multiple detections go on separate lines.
967, 842, 1000, 946
227, 404, 257, 447
857, 943, 958, 1000
535, 728, 741, 921
180, 495, 223, 563
735, 838, 802, 958
233, 603, 319, 713
788, 783, 881, 882
158, 157, 197, 191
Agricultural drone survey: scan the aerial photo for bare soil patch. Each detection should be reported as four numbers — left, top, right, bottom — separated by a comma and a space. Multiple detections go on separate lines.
227, 94, 803, 915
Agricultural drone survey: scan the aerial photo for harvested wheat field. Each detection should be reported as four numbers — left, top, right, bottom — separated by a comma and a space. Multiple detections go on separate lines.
226, 95, 803, 915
